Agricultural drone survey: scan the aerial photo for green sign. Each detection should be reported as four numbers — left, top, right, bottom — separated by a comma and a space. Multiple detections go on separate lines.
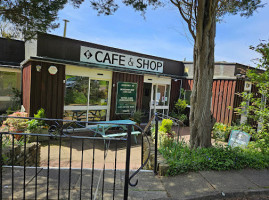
116, 82, 137, 114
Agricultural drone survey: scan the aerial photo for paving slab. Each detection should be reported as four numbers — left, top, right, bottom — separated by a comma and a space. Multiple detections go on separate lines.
75, 169, 123, 190
26, 168, 81, 189
160, 172, 216, 199
200, 170, 259, 193
1, 167, 43, 189
128, 171, 166, 192
239, 169, 269, 188
128, 190, 168, 200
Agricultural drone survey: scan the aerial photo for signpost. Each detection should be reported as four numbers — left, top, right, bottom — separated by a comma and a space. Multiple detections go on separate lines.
228, 130, 251, 148
116, 82, 137, 114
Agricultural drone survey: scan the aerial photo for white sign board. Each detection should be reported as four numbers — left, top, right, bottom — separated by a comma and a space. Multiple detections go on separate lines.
80, 46, 163, 73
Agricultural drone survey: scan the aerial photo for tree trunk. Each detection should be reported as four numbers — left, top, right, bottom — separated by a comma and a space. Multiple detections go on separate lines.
190, 0, 217, 148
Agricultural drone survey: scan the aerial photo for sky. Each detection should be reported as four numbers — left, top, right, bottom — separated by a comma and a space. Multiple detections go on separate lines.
51, 0, 269, 67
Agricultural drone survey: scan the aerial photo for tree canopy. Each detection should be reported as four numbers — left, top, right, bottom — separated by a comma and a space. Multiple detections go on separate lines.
0, 0, 264, 40
0, 0, 81, 40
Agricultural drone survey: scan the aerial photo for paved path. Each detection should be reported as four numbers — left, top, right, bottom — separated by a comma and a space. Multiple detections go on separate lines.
2, 166, 269, 199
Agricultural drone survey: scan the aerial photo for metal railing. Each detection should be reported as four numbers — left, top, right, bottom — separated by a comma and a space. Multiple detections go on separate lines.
153, 112, 186, 174
0, 116, 151, 200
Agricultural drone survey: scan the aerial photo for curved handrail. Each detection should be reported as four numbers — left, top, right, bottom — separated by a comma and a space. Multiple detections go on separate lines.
128, 123, 151, 187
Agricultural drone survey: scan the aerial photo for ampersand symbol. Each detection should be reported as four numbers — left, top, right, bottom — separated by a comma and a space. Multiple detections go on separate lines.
128, 58, 134, 66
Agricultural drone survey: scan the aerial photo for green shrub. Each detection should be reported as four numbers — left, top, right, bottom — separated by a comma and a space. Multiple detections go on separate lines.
152, 119, 175, 148
170, 99, 188, 124
159, 141, 269, 176
212, 123, 232, 142
159, 119, 173, 133
175, 99, 187, 113
27, 108, 47, 132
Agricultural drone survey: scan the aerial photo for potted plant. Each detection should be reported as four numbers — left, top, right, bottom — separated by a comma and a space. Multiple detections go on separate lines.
130, 110, 144, 126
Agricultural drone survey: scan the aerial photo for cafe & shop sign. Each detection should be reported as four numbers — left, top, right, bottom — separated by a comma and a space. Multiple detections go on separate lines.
80, 46, 163, 73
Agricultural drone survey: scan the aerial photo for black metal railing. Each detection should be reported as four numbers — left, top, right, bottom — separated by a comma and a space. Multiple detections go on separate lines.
153, 112, 186, 174
0, 116, 151, 200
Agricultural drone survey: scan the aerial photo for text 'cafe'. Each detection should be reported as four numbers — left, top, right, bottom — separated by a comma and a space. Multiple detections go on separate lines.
22, 33, 185, 123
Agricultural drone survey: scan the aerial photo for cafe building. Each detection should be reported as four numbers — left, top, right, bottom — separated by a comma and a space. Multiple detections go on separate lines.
0, 38, 24, 113
22, 33, 185, 122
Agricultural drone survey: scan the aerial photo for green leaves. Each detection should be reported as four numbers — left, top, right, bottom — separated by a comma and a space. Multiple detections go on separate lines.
159, 142, 269, 176
0, 0, 72, 40
235, 40, 269, 154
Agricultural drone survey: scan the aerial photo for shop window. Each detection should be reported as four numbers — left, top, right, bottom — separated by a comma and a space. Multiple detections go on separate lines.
64, 74, 110, 122
65, 75, 89, 106
0, 71, 20, 96
89, 80, 109, 106
0, 71, 21, 113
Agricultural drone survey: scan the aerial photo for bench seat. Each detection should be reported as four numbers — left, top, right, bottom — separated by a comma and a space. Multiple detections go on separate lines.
102, 131, 141, 138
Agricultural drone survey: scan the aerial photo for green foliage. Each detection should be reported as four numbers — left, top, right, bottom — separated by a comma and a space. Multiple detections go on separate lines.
212, 122, 256, 142
0, 0, 78, 40
10, 88, 21, 111
170, 99, 188, 124
130, 110, 144, 124
175, 99, 187, 113
27, 108, 47, 132
159, 141, 269, 176
34, 108, 46, 119
159, 119, 173, 133
235, 40, 269, 154
151, 119, 175, 148
212, 123, 232, 142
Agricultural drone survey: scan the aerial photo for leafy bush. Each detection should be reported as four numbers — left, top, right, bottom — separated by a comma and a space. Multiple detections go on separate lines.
27, 108, 47, 133
212, 122, 257, 142
152, 119, 175, 148
170, 99, 188, 124
159, 119, 173, 133
130, 110, 144, 124
159, 141, 269, 176
212, 123, 232, 142
234, 41, 269, 154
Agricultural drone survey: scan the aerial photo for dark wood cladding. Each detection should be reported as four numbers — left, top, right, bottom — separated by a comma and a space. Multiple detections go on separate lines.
232, 79, 245, 124
110, 72, 144, 120
36, 32, 185, 77
182, 79, 238, 125
169, 79, 181, 111
22, 61, 65, 119
22, 63, 31, 115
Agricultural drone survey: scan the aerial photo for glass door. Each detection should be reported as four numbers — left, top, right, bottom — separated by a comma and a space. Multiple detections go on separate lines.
150, 84, 170, 119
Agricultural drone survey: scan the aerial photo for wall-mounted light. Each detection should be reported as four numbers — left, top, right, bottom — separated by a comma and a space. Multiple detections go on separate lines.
36, 65, 42, 72
48, 66, 58, 75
